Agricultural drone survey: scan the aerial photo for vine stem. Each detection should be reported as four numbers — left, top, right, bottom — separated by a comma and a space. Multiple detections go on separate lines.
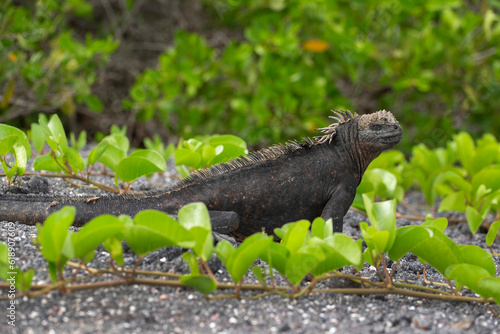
380, 254, 393, 287
0, 280, 494, 305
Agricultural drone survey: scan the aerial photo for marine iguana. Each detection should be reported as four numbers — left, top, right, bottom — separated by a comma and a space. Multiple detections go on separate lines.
0, 110, 402, 240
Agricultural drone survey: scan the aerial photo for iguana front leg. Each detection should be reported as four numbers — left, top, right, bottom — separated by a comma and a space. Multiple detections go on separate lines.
321, 176, 358, 233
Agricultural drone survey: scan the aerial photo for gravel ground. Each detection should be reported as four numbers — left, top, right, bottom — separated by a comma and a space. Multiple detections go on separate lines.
0, 159, 499, 334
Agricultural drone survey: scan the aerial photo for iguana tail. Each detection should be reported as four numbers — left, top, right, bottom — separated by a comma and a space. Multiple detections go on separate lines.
0, 193, 161, 226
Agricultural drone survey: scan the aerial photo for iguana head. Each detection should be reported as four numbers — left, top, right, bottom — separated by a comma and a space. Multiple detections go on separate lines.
316, 109, 402, 178
316, 109, 402, 150
356, 109, 403, 152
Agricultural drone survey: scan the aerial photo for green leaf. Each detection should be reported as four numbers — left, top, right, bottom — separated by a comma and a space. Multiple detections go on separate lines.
281, 220, 310, 254
0, 135, 18, 156
88, 140, 109, 165
33, 154, 66, 173
97, 143, 127, 171
63, 147, 86, 173
104, 133, 129, 152
0, 242, 33, 291
363, 195, 396, 233
421, 217, 448, 233
438, 192, 466, 212
201, 145, 216, 166
47, 114, 68, 151
361, 195, 396, 253
180, 274, 217, 295
454, 132, 475, 175
182, 252, 200, 275
216, 233, 272, 283
357, 168, 398, 199
388, 226, 462, 276
446, 264, 495, 299
465, 206, 483, 235
472, 166, 500, 196
72, 215, 125, 260
178, 202, 212, 231
214, 239, 235, 269
458, 244, 496, 276
477, 277, 500, 305
485, 221, 500, 247
443, 171, 472, 196
0, 124, 32, 158
102, 235, 124, 266
178, 203, 213, 261
207, 135, 248, 165
474, 184, 491, 204
188, 227, 214, 262
175, 148, 201, 168
3, 161, 16, 180
360, 222, 391, 255
311, 217, 333, 239
37, 207, 76, 263
285, 244, 325, 285
31, 123, 47, 153
259, 242, 289, 275
0, 125, 31, 177
117, 149, 166, 183
17, 268, 35, 292
70, 131, 87, 150
85, 94, 104, 112
124, 210, 194, 256
0, 243, 10, 280
310, 233, 362, 277
251, 266, 266, 283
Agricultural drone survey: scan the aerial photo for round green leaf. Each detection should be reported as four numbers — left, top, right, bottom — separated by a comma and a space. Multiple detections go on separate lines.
175, 148, 201, 168
458, 244, 496, 276
388, 226, 462, 275
38, 207, 76, 263
72, 215, 125, 259
178, 202, 211, 231
208, 135, 248, 165
446, 264, 494, 299
285, 245, 325, 285
124, 210, 194, 255
0, 124, 31, 158
180, 275, 217, 295
258, 242, 289, 275
0, 135, 18, 156
116, 150, 166, 183
97, 143, 126, 171
33, 155, 65, 173
225, 233, 272, 283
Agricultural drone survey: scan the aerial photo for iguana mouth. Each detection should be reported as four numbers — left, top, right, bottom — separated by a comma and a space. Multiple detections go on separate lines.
381, 132, 403, 143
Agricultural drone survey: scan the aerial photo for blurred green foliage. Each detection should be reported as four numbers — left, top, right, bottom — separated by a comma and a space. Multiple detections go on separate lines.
0, 0, 117, 121
1, 0, 500, 151
125, 0, 500, 149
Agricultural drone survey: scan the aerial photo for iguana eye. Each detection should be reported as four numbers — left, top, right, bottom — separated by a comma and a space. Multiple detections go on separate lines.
370, 124, 382, 131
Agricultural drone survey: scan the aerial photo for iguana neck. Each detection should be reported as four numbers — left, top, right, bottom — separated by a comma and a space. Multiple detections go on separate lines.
334, 122, 370, 184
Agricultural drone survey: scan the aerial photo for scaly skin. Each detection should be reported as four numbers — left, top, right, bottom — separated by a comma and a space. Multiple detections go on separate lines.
0, 110, 402, 240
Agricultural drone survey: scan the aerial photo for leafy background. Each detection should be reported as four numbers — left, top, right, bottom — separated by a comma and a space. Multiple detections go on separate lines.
1, 0, 499, 151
